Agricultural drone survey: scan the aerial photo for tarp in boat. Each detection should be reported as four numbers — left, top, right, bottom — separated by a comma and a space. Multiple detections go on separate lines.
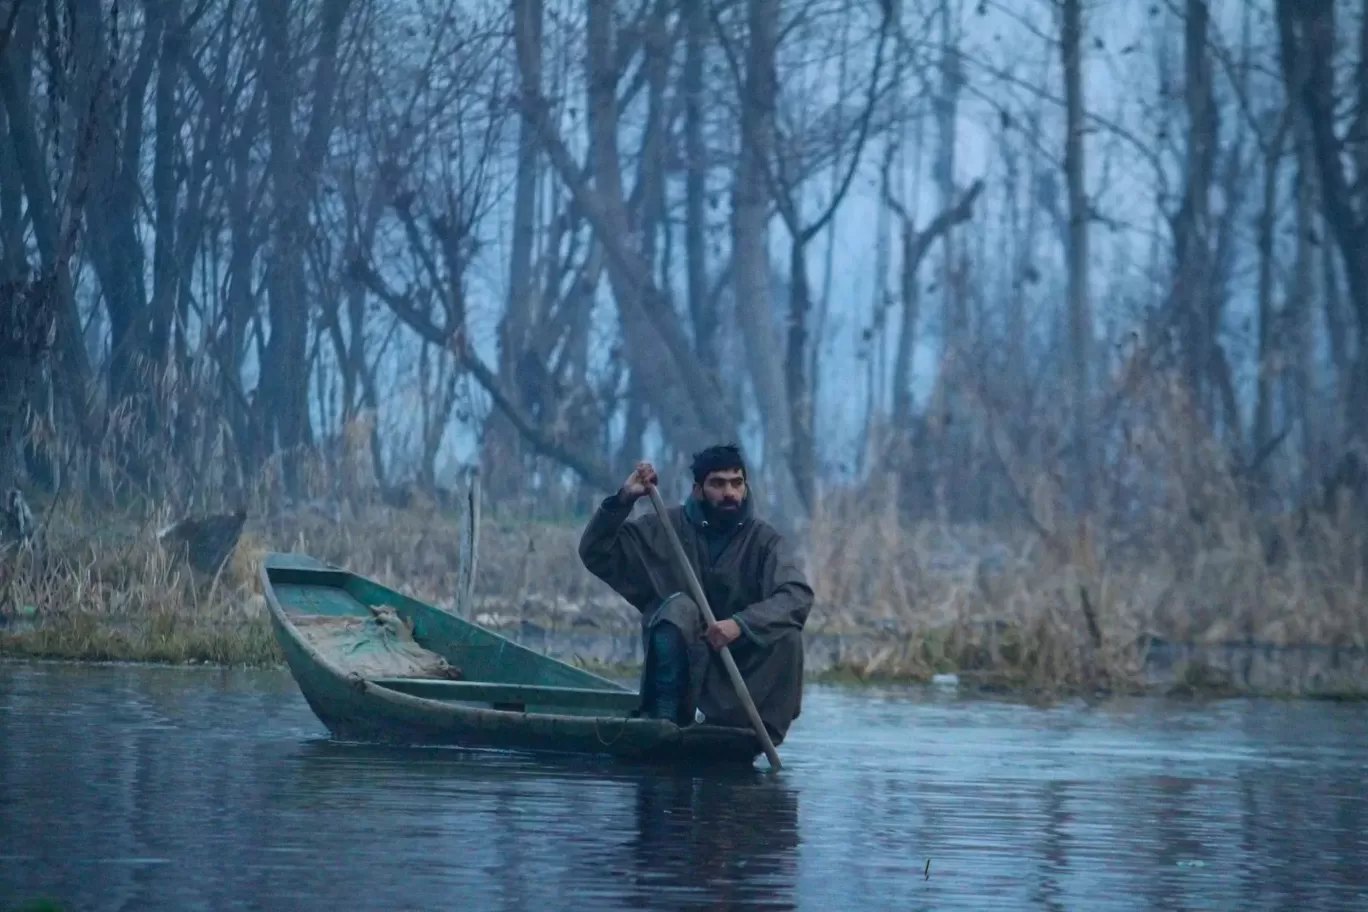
291, 606, 463, 680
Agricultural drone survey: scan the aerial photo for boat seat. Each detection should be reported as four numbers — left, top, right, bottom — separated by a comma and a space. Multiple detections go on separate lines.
369, 678, 641, 714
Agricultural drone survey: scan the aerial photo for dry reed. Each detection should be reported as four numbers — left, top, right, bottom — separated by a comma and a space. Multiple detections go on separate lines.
3, 377, 1366, 695
2, 477, 1364, 697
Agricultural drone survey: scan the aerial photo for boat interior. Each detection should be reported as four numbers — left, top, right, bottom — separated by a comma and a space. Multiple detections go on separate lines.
265, 558, 643, 719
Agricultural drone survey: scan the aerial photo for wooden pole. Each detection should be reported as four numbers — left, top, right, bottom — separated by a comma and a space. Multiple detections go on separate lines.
645, 485, 783, 771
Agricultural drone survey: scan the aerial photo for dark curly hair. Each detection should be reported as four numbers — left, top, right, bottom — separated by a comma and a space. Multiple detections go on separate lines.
690, 443, 747, 485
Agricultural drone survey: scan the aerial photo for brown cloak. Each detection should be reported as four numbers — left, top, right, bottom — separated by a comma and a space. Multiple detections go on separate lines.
577, 494, 813, 743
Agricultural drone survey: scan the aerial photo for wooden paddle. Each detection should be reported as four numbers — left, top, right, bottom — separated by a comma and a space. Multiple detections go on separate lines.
645, 484, 783, 771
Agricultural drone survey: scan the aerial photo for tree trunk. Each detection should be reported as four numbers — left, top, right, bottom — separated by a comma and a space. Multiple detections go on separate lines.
684, 0, 715, 373
784, 240, 816, 510
1060, 0, 1093, 512
221, 89, 263, 483
486, 0, 543, 501
891, 181, 984, 431
1169, 0, 1218, 422
732, 0, 799, 519
0, 107, 22, 283
76, 0, 157, 457
0, 0, 93, 452
575, 0, 732, 458
1253, 119, 1288, 499
1276, 0, 1368, 440
149, 6, 181, 394
931, 2, 968, 518
255, 0, 352, 493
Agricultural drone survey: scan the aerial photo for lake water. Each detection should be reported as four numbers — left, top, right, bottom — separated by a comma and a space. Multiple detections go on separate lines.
1, 660, 1365, 911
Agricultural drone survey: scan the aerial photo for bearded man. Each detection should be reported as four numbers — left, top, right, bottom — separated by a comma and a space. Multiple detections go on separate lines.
577, 444, 813, 744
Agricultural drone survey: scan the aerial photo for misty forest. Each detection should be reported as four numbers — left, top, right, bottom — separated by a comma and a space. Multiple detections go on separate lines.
1, 0, 1366, 690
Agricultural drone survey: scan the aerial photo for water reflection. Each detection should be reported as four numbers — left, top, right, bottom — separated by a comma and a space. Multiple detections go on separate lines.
2, 661, 1367, 911
279, 740, 800, 911
626, 774, 799, 911
1031, 778, 1069, 912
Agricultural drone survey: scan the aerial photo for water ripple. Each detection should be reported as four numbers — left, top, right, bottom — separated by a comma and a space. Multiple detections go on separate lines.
0, 660, 1365, 911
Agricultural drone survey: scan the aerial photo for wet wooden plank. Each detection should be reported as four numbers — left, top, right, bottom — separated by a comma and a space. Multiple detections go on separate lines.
370, 678, 641, 713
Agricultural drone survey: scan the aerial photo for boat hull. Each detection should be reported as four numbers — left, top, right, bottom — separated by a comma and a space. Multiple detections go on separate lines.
262, 554, 762, 768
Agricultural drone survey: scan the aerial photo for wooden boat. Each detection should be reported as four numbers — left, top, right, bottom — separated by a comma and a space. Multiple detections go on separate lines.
259, 552, 764, 767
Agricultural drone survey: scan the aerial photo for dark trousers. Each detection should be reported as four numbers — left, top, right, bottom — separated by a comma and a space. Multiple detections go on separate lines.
637, 592, 803, 744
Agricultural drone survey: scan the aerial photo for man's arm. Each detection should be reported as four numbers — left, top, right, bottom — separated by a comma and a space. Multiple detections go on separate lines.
730, 533, 814, 648
578, 489, 636, 576
578, 490, 659, 610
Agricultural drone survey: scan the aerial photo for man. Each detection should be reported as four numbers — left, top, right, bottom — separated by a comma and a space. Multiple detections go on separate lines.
578, 444, 813, 745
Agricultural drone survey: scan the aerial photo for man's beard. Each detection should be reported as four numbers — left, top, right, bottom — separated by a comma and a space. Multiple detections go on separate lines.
701, 495, 746, 527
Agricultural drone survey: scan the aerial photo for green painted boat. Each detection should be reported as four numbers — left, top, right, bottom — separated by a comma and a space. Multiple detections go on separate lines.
260, 552, 764, 767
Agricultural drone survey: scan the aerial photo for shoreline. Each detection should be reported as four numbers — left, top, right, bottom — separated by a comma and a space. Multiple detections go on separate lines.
5, 506, 1368, 703
3, 652, 1363, 704
5, 617, 1366, 702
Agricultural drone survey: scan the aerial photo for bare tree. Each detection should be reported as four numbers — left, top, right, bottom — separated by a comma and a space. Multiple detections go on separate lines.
1060, 0, 1093, 511
254, 0, 353, 493
1275, 0, 1368, 435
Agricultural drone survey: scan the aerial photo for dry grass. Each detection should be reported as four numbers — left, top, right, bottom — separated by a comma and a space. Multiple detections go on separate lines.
0, 503, 279, 665
803, 469, 1368, 694
3, 465, 1367, 697
0, 499, 633, 668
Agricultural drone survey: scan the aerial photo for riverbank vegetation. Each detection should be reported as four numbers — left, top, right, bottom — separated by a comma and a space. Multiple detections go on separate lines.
4, 451, 1365, 699
3, 1, 1367, 698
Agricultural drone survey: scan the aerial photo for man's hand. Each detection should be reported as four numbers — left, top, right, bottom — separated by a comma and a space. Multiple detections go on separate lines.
618, 461, 658, 505
705, 618, 741, 650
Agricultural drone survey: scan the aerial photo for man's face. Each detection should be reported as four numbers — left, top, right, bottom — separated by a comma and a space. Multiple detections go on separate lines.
696, 469, 746, 513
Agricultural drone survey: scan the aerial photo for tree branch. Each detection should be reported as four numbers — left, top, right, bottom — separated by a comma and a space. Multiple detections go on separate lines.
349, 260, 617, 491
